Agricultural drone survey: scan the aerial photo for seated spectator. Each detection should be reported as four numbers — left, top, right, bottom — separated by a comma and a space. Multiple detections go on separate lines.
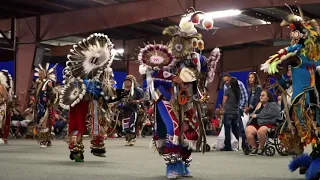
245, 90, 281, 155
215, 104, 224, 128
11, 108, 31, 137
53, 109, 68, 137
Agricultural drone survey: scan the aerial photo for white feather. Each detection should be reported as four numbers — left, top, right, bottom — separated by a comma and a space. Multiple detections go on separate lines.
179, 15, 198, 36
139, 65, 149, 75
316, 66, 320, 73
45, 63, 49, 71
260, 62, 270, 72
0, 72, 9, 88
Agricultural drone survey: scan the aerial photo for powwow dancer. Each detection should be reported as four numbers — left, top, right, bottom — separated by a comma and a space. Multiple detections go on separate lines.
162, 7, 217, 152
120, 75, 144, 146
139, 42, 195, 179
59, 33, 126, 162
260, 4, 320, 180
0, 70, 14, 145
34, 64, 58, 148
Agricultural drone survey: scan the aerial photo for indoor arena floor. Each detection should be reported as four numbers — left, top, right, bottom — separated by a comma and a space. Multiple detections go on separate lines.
0, 136, 309, 180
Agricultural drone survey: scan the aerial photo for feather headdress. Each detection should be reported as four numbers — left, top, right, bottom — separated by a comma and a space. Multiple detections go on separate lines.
163, 7, 214, 59
281, 16, 320, 59
163, 6, 214, 38
261, 3, 320, 74
0, 70, 14, 98
123, 75, 139, 97
0, 71, 9, 89
34, 63, 57, 82
64, 33, 115, 80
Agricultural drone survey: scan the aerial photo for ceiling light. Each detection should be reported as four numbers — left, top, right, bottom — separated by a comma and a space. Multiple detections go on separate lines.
260, 20, 271, 24
204, 9, 241, 19
116, 48, 124, 54
112, 48, 124, 55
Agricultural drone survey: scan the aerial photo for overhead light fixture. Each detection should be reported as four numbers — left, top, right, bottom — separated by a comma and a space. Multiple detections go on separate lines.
116, 48, 124, 54
112, 48, 124, 55
260, 20, 271, 24
204, 9, 241, 19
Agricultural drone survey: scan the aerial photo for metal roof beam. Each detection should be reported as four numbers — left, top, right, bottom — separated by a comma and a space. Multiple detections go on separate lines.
0, 0, 318, 42
217, 18, 252, 26
242, 10, 282, 23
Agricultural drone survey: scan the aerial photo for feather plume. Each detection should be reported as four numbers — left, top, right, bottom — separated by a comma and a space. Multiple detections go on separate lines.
34, 63, 57, 82
260, 62, 271, 73
297, 4, 305, 24
45, 63, 49, 71
139, 64, 149, 75
0, 72, 9, 88
306, 157, 320, 180
163, 26, 180, 36
281, 14, 299, 27
0, 70, 13, 99
309, 19, 320, 34
179, 16, 198, 36
38, 64, 44, 71
280, 20, 289, 27
288, 153, 311, 172
207, 48, 221, 83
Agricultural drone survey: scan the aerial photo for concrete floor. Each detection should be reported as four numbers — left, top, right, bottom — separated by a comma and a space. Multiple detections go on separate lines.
0, 136, 306, 180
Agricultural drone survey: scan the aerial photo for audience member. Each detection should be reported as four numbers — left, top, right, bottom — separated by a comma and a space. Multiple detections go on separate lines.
221, 77, 240, 151
223, 74, 248, 149
245, 90, 281, 155
53, 109, 68, 137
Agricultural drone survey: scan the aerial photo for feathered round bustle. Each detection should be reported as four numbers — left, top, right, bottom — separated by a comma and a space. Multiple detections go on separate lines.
59, 77, 86, 110
179, 67, 197, 82
137, 43, 175, 69
66, 33, 115, 80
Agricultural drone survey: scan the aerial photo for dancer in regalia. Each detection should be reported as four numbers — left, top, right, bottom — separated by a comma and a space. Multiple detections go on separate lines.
34, 64, 58, 148
0, 70, 14, 145
120, 75, 144, 146
162, 7, 218, 152
260, 4, 320, 180
59, 33, 126, 162
138, 42, 193, 179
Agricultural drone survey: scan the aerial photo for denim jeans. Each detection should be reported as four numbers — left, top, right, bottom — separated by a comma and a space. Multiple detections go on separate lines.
223, 113, 239, 150
53, 120, 67, 135
238, 109, 246, 146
